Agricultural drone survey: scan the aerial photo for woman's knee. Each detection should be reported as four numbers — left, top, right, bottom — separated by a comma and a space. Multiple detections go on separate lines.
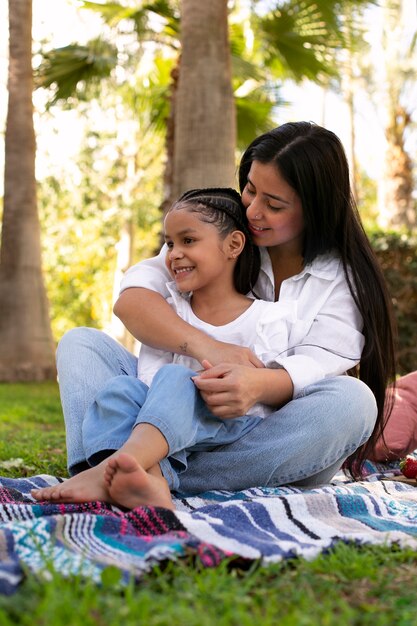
57, 327, 102, 357
325, 376, 377, 436
338, 376, 376, 411
56, 327, 95, 364
56, 327, 120, 379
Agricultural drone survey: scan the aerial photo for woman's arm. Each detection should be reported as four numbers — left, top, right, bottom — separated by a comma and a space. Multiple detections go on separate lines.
114, 288, 264, 367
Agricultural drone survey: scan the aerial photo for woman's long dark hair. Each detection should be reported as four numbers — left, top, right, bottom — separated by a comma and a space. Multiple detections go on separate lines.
171, 187, 260, 297
238, 121, 397, 477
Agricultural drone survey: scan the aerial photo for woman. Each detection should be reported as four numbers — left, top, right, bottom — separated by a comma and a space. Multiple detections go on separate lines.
53, 121, 396, 498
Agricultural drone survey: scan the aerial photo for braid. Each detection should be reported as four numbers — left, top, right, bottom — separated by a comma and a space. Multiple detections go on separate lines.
172, 188, 260, 296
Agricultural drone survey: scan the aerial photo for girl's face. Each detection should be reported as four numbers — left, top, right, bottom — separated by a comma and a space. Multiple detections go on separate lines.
242, 161, 305, 254
164, 208, 236, 293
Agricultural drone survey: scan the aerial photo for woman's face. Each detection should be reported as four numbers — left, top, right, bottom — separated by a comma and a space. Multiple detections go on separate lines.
242, 161, 305, 254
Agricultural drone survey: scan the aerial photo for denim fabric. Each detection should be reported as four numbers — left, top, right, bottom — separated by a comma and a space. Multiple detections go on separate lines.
57, 327, 377, 491
82, 364, 263, 489
178, 375, 376, 493
56, 328, 138, 473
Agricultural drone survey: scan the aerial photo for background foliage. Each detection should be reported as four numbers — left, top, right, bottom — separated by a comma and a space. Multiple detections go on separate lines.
38, 127, 163, 339
1, 0, 416, 375
372, 231, 417, 376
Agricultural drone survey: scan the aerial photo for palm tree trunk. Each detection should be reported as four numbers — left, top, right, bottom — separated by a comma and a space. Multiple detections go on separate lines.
0, 0, 56, 381
377, 0, 416, 230
172, 0, 236, 200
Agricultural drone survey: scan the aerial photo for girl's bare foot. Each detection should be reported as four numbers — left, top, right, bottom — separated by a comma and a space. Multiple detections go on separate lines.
106, 453, 174, 510
31, 462, 112, 504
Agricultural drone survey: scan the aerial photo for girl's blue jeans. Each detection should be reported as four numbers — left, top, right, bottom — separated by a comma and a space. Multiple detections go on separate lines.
82, 364, 263, 490
57, 328, 378, 494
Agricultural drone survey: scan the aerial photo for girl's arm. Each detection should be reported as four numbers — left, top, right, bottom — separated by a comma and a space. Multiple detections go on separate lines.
114, 288, 264, 367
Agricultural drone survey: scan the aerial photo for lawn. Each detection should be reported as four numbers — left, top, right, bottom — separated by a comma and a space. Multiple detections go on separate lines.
0, 382, 417, 625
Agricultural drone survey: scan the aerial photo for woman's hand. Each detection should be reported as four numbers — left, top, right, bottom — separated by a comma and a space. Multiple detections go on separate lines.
192, 362, 262, 418
192, 360, 294, 419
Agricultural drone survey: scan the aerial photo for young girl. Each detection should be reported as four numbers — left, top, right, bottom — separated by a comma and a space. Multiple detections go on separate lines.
42, 121, 396, 501
32, 188, 301, 509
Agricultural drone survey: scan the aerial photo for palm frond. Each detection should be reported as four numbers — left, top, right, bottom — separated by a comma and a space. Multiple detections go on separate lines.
80, 0, 180, 41
231, 53, 266, 84
118, 55, 174, 135
235, 80, 285, 150
80, 1, 139, 26
254, 0, 373, 82
34, 39, 118, 104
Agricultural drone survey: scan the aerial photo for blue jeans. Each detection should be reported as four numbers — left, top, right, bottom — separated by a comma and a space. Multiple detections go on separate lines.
57, 328, 378, 493
82, 365, 263, 490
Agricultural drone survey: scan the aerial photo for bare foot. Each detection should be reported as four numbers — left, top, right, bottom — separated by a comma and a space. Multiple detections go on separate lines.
31, 462, 112, 504
106, 453, 174, 510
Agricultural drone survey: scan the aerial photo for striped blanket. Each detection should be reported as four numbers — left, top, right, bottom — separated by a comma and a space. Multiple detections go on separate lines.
1, 461, 417, 594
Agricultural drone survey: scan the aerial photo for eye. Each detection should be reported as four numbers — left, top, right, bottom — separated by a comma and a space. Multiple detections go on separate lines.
267, 203, 283, 212
244, 182, 255, 195
165, 240, 173, 249
183, 237, 194, 244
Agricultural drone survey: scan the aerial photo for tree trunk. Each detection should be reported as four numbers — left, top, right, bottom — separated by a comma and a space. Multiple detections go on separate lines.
379, 103, 415, 230
0, 0, 56, 381
158, 62, 179, 232
172, 0, 236, 201
377, 0, 416, 230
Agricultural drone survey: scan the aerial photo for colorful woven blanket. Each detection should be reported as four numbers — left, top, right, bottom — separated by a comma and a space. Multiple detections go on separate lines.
1, 462, 417, 595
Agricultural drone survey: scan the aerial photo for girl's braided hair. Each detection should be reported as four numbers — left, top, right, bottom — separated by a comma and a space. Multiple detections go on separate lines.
170, 187, 260, 296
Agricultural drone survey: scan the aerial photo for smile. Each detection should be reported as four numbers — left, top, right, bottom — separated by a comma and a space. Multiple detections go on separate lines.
173, 266, 194, 275
249, 224, 269, 232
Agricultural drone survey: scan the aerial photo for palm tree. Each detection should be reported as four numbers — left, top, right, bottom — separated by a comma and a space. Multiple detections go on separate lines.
172, 0, 236, 197
36, 0, 372, 200
377, 0, 416, 230
30, 0, 376, 349
0, 0, 56, 381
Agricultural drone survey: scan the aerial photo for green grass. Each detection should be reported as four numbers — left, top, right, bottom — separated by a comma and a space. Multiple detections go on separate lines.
0, 382, 67, 477
1, 383, 417, 625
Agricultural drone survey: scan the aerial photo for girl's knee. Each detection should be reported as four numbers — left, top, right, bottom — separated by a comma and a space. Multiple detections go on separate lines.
95, 375, 146, 407
157, 363, 197, 379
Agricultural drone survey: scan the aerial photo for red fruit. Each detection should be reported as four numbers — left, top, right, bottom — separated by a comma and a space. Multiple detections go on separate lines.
399, 456, 417, 479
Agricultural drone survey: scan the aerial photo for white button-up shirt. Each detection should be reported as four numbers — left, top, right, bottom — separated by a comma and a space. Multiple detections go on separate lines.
120, 245, 364, 397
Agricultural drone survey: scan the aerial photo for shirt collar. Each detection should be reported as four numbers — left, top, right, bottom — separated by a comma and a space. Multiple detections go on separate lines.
259, 247, 341, 284
166, 280, 191, 302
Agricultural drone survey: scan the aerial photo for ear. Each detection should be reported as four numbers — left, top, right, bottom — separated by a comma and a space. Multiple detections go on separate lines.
225, 230, 245, 259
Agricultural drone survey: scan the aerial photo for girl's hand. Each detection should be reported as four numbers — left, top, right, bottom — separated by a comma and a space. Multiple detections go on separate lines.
194, 338, 265, 368
192, 361, 266, 418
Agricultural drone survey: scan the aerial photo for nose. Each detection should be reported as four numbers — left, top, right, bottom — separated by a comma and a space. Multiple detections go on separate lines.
246, 199, 262, 220
168, 246, 184, 261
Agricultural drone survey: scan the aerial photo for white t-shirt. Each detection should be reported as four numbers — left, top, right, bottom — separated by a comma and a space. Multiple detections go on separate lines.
121, 246, 365, 397
137, 282, 297, 417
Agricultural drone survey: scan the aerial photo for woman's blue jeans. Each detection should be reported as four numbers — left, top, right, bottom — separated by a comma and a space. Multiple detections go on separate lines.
57, 327, 378, 494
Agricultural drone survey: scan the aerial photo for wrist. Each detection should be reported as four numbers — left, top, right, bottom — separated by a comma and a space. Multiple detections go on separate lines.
178, 328, 215, 361
254, 367, 293, 407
